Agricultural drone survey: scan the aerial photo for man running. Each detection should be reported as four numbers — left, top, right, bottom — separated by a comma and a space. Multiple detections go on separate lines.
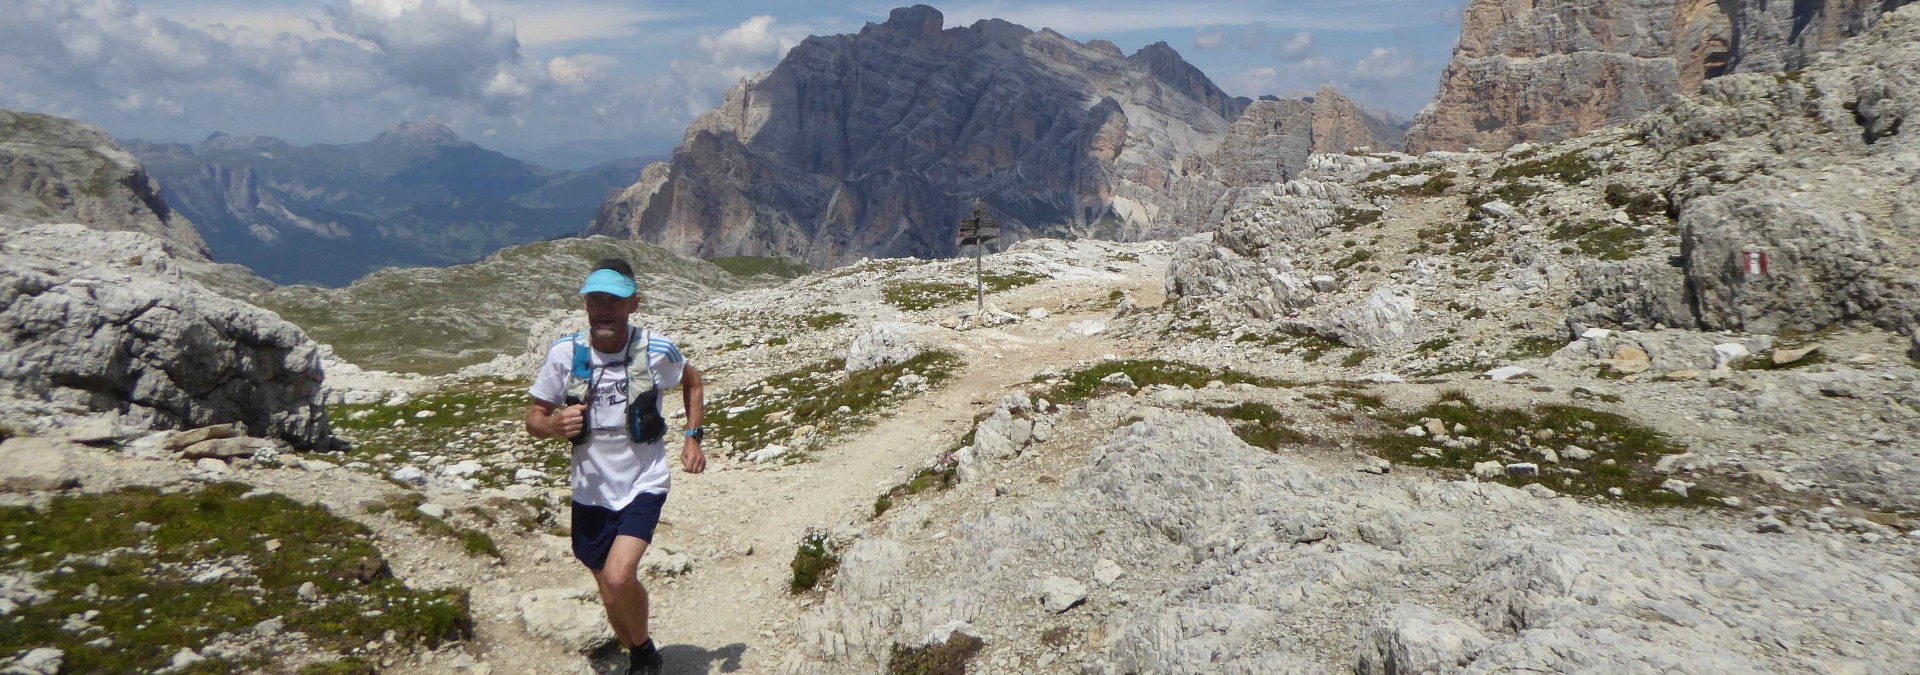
525, 258, 707, 675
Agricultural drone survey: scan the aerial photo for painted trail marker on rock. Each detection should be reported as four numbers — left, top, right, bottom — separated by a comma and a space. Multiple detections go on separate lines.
1742, 251, 1769, 276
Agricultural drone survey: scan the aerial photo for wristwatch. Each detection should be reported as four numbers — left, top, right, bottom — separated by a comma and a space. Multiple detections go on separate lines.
685, 427, 705, 441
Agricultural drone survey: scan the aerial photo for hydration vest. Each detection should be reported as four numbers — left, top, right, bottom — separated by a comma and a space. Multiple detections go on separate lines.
562, 325, 667, 446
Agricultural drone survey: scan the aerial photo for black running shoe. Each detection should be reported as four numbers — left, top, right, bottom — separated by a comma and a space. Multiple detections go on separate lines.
628, 640, 663, 675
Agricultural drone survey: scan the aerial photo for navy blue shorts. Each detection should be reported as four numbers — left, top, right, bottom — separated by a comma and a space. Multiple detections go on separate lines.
571, 492, 667, 571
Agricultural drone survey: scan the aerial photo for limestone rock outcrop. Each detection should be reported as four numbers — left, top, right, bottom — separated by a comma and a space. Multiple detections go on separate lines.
589, 6, 1394, 267
0, 110, 208, 256
1406, 0, 1915, 152
0, 223, 331, 448
1567, 6, 1920, 349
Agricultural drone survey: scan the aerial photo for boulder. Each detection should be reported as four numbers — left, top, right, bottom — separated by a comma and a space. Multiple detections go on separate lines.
180, 436, 273, 460
1038, 576, 1088, 613
0, 437, 81, 492
0, 225, 331, 448
1353, 604, 1492, 675
161, 424, 243, 452
518, 587, 618, 654
1328, 289, 1419, 348
846, 323, 921, 372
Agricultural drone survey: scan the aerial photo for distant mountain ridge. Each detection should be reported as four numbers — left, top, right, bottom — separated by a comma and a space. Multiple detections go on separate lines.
127, 122, 653, 286
589, 5, 1399, 267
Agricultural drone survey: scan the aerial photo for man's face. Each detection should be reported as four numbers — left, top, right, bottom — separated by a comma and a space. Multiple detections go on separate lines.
584, 292, 637, 341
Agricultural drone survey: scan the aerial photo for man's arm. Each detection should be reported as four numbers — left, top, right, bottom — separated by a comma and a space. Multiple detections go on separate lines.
526, 399, 584, 439
679, 364, 706, 474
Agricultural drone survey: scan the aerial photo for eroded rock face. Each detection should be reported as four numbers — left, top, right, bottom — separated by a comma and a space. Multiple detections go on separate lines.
0, 223, 330, 448
1569, 8, 1920, 348
1406, 0, 1915, 152
588, 6, 1394, 267
0, 109, 208, 256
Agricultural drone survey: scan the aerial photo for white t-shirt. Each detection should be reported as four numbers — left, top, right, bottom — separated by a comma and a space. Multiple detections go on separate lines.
528, 326, 686, 509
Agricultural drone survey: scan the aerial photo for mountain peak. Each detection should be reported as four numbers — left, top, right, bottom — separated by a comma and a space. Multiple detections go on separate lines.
375, 119, 461, 147
882, 5, 944, 37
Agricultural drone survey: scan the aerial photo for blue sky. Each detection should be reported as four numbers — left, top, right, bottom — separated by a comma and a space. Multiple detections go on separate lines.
2, 0, 1468, 167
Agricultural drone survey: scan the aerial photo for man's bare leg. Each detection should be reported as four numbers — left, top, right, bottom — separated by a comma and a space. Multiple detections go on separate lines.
594, 535, 651, 648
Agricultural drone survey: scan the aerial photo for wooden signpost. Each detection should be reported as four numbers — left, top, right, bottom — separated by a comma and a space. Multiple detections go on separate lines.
958, 199, 999, 318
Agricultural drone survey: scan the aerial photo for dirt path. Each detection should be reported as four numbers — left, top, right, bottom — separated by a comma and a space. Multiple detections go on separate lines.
637, 302, 1139, 674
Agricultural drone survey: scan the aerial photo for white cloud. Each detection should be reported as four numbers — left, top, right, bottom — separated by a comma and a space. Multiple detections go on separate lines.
943, 0, 1450, 34
1193, 29, 1228, 50
323, 0, 544, 109
1352, 47, 1417, 81
490, 2, 687, 47
547, 54, 616, 86
698, 15, 797, 66
1279, 31, 1315, 60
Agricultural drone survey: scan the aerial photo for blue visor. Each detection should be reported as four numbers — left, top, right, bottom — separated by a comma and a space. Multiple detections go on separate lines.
579, 269, 636, 298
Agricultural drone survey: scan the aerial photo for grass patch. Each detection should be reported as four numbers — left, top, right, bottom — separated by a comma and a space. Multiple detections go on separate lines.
881, 271, 1047, 311
706, 351, 963, 458
882, 281, 975, 311
325, 380, 546, 491
1415, 337, 1455, 354
1508, 335, 1569, 360
1359, 395, 1715, 506
0, 483, 472, 673
709, 255, 814, 279
1205, 402, 1314, 450
1335, 205, 1385, 231
365, 493, 501, 560
1332, 249, 1375, 270
299, 658, 378, 675
1303, 388, 1386, 410
789, 529, 841, 595
1492, 152, 1599, 184
1603, 184, 1668, 219
887, 632, 985, 675
1341, 349, 1375, 368
803, 312, 852, 331
1549, 219, 1650, 261
982, 270, 1047, 293
1039, 359, 1289, 407
874, 450, 961, 518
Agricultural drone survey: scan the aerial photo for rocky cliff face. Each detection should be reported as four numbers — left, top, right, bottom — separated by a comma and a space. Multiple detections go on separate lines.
1405, 0, 1915, 152
128, 122, 646, 287
0, 223, 330, 447
589, 5, 1392, 267
0, 110, 209, 257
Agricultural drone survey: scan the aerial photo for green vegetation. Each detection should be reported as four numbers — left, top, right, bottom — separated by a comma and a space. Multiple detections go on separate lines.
1332, 249, 1375, 270
1360, 394, 1715, 506
1302, 388, 1386, 410
882, 281, 974, 311
1415, 337, 1456, 354
887, 632, 985, 675
1603, 184, 1668, 219
709, 255, 814, 279
706, 351, 963, 459
1039, 359, 1289, 407
0, 483, 472, 673
1550, 219, 1650, 261
803, 312, 853, 330
365, 493, 501, 559
1205, 402, 1314, 450
880, 271, 1047, 311
1471, 181, 1549, 210
874, 460, 959, 518
1335, 205, 1385, 231
983, 270, 1047, 292
298, 658, 378, 675
1416, 218, 1499, 257
1508, 335, 1569, 360
1341, 349, 1375, 368
789, 529, 841, 595
1492, 152, 1599, 184
325, 380, 556, 489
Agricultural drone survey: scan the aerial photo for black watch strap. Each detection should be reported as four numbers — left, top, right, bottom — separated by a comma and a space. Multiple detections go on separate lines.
685, 427, 704, 441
